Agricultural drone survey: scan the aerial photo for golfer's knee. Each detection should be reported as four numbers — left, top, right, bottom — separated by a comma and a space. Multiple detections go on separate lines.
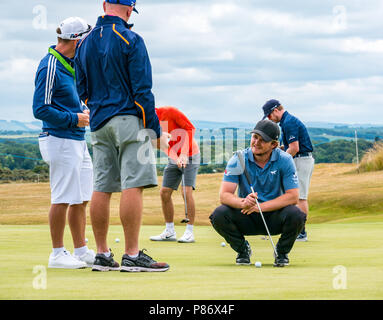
160, 187, 173, 202
184, 187, 193, 198
286, 205, 306, 227
209, 205, 230, 228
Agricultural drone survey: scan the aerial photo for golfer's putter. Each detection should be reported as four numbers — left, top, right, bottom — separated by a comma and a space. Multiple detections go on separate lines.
180, 168, 190, 223
236, 151, 278, 258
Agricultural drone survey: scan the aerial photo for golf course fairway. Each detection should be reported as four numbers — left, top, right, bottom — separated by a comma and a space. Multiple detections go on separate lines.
1, 223, 382, 300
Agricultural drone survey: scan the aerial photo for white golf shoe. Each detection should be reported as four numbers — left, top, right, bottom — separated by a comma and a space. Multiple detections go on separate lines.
73, 248, 96, 267
150, 229, 177, 241
48, 250, 87, 269
177, 230, 195, 243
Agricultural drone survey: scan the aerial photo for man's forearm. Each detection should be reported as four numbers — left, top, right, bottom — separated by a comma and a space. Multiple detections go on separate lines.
259, 191, 298, 212
220, 192, 244, 209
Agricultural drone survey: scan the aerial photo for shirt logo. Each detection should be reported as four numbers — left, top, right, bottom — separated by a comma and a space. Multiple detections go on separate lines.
271, 170, 277, 175
289, 135, 296, 140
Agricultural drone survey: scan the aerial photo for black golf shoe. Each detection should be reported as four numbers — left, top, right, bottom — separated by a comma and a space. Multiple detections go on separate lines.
120, 249, 169, 272
273, 252, 289, 267
92, 250, 120, 271
296, 231, 308, 242
236, 240, 252, 265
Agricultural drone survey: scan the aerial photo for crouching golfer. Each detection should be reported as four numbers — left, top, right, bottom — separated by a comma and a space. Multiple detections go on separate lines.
209, 120, 306, 267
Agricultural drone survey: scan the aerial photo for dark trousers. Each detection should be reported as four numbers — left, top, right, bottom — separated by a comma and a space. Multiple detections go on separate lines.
209, 204, 306, 254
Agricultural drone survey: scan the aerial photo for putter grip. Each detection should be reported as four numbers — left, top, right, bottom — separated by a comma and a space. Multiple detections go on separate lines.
236, 151, 252, 186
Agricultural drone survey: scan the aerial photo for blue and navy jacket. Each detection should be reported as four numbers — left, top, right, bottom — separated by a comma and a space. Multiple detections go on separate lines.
279, 111, 314, 155
74, 15, 161, 136
32, 46, 85, 140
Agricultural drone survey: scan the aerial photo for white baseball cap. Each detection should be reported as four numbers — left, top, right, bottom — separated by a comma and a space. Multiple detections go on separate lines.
57, 17, 92, 40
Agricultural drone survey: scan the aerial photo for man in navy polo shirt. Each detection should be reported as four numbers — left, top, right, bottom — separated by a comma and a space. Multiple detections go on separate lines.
262, 99, 314, 242
210, 120, 306, 267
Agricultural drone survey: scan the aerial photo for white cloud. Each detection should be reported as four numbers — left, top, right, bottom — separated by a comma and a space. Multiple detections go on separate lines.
0, 0, 382, 125
155, 76, 383, 125
155, 67, 212, 85
339, 37, 383, 53
0, 58, 39, 84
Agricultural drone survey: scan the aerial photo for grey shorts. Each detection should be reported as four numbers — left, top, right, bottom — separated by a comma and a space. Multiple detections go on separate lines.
293, 156, 315, 200
162, 154, 200, 190
91, 115, 158, 192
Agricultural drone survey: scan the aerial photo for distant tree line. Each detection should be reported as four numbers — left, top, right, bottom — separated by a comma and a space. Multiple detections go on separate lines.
312, 139, 373, 163
308, 127, 383, 142
0, 130, 39, 135
0, 140, 44, 170
0, 137, 376, 182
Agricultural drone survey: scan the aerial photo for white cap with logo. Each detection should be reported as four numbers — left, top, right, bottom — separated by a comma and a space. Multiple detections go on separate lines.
57, 17, 92, 40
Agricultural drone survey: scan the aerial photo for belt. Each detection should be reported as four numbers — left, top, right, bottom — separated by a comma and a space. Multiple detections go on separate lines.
294, 152, 312, 158
39, 132, 49, 138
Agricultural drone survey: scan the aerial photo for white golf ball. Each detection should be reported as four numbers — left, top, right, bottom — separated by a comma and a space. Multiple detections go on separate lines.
221, 242, 226, 247
115, 238, 120, 243
255, 261, 262, 268
85, 238, 88, 243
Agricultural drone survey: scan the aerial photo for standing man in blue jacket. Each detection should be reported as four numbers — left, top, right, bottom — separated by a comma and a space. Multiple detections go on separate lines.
33, 17, 95, 269
75, 0, 169, 272
262, 99, 314, 242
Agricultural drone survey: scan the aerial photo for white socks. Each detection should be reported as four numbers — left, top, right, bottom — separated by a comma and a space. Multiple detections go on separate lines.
53, 246, 90, 257
102, 251, 111, 257
166, 222, 194, 233
186, 224, 193, 233
52, 247, 66, 257
74, 246, 88, 257
166, 222, 175, 233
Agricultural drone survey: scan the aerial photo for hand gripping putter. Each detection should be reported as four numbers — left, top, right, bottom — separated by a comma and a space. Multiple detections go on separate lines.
236, 151, 278, 258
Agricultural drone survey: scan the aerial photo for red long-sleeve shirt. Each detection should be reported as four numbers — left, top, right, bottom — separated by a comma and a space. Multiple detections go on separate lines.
155, 106, 200, 160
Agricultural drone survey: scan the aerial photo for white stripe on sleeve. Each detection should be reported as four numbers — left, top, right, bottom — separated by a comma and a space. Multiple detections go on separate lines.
45, 55, 57, 105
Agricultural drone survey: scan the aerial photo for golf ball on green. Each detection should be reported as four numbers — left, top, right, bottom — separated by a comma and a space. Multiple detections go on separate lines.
115, 238, 120, 243
221, 242, 226, 247
255, 261, 262, 268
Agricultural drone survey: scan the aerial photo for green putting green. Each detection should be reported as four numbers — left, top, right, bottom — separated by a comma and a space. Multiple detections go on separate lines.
0, 223, 382, 300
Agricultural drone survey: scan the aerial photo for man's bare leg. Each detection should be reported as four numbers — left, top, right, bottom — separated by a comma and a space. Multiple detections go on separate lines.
49, 203, 69, 249
120, 188, 143, 256
68, 202, 88, 249
160, 187, 175, 223
90, 192, 111, 253
183, 186, 196, 225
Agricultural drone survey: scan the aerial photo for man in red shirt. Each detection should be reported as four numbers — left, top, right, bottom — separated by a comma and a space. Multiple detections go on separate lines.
150, 106, 200, 243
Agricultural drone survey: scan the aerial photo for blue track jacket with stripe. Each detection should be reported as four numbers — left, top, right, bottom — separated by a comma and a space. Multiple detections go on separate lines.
32, 46, 85, 140
74, 15, 161, 137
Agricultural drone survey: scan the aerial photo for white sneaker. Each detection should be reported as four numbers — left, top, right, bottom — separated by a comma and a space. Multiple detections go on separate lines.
73, 249, 96, 268
48, 250, 87, 269
150, 229, 177, 241
178, 231, 195, 243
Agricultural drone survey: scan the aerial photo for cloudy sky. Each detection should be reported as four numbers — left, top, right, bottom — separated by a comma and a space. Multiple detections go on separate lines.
1, 0, 382, 125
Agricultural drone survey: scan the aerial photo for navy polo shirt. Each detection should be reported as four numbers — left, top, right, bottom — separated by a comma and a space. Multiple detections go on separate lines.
223, 148, 299, 203
279, 111, 313, 154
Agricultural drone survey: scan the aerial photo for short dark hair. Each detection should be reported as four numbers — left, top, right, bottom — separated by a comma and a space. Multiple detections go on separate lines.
56, 27, 71, 44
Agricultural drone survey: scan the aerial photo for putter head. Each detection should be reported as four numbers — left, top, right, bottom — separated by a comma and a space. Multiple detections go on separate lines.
181, 218, 190, 223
